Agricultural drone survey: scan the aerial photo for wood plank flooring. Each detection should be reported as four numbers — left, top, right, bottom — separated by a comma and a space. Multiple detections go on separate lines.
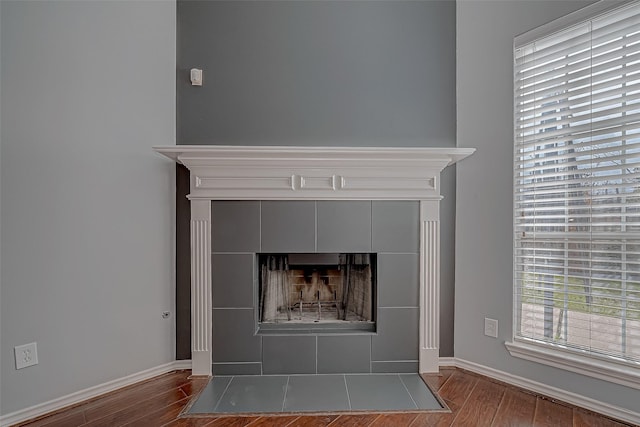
14, 368, 634, 427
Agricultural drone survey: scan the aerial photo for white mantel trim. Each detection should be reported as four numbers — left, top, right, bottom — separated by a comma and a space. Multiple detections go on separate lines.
155, 145, 474, 201
154, 145, 474, 376
154, 145, 474, 165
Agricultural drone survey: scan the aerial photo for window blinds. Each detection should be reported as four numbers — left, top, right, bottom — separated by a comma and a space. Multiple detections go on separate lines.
514, 1, 640, 364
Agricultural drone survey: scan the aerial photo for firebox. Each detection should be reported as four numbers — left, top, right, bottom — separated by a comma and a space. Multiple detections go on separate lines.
257, 253, 376, 332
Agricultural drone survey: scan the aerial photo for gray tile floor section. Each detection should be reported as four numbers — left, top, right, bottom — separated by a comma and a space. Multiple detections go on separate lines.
188, 373, 442, 414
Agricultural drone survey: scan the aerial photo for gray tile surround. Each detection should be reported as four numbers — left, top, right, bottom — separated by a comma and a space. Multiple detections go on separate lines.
317, 335, 371, 374
261, 201, 316, 252
371, 361, 419, 373
212, 309, 261, 363
211, 201, 260, 252
211, 201, 420, 375
372, 308, 419, 361
262, 335, 316, 374
212, 254, 254, 308
372, 201, 420, 253
377, 253, 419, 308
317, 201, 372, 252
212, 362, 262, 375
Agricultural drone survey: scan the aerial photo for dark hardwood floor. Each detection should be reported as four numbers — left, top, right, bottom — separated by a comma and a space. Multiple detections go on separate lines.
14, 368, 634, 427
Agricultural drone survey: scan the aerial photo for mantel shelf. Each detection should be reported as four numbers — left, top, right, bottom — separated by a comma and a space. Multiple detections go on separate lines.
154, 145, 475, 201
154, 145, 475, 166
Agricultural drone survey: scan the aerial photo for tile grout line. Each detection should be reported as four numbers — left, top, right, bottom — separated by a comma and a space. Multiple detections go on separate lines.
211, 252, 256, 255
343, 375, 352, 410
281, 376, 291, 412
398, 374, 419, 410
258, 201, 262, 376
370, 200, 373, 251
369, 334, 373, 373
213, 376, 234, 413
259, 201, 262, 252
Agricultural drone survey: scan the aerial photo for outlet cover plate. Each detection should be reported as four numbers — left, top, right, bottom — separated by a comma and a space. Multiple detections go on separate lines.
484, 318, 498, 338
15, 342, 38, 369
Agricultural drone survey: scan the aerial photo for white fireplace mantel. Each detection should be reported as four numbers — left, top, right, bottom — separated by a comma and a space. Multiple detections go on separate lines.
154, 145, 474, 376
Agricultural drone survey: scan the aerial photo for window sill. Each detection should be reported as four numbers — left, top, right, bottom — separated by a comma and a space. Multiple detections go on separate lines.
505, 339, 640, 390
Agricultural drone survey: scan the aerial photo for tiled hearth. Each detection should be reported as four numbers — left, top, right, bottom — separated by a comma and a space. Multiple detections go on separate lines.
154, 145, 474, 376
187, 373, 444, 414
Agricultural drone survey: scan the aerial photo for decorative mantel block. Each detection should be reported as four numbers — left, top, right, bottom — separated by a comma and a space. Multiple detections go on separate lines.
155, 145, 475, 376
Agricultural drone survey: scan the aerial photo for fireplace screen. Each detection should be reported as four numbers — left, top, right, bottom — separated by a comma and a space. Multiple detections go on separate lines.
258, 253, 375, 328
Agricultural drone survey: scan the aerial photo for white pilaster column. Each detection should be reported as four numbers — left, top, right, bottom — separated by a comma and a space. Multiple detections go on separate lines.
419, 200, 440, 373
190, 199, 212, 376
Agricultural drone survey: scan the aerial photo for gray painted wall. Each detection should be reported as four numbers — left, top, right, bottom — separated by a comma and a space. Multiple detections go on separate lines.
0, 0, 176, 415
456, 0, 640, 413
177, 0, 455, 147
176, 0, 457, 357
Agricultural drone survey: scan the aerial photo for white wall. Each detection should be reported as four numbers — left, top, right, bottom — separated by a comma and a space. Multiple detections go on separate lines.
0, 0, 176, 415
456, 0, 640, 413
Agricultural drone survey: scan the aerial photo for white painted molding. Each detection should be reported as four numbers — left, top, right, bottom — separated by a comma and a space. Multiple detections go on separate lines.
154, 145, 475, 201
0, 360, 192, 427
419, 200, 440, 373
505, 340, 640, 390
154, 145, 475, 377
440, 357, 640, 426
437, 357, 456, 367
191, 200, 212, 376
173, 359, 193, 370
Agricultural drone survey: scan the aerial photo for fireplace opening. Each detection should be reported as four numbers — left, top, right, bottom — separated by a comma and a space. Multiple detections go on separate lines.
257, 253, 376, 332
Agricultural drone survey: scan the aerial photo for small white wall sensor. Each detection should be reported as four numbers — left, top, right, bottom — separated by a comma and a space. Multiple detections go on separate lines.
190, 68, 203, 86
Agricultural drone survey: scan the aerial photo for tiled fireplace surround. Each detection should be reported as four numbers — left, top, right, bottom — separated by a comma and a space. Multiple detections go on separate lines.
211, 200, 419, 375
155, 145, 474, 377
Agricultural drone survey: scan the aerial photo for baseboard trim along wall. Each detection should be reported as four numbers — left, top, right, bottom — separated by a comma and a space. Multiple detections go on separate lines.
3, 358, 638, 426
0, 360, 192, 427
442, 358, 640, 426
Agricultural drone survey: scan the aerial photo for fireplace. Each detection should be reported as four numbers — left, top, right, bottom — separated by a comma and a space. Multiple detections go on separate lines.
154, 145, 474, 376
258, 253, 376, 331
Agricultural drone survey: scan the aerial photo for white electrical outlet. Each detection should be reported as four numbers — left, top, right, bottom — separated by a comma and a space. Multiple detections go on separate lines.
484, 318, 498, 338
15, 342, 38, 369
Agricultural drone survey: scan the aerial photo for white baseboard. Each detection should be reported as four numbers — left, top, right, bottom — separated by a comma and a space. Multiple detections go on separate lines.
437, 357, 456, 367
0, 360, 192, 427
173, 359, 193, 370
440, 357, 640, 426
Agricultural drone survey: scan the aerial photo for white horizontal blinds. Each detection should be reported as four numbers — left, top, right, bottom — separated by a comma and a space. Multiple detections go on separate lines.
514, 1, 640, 364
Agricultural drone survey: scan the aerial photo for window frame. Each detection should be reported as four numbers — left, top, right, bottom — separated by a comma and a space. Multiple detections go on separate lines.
507, 0, 640, 390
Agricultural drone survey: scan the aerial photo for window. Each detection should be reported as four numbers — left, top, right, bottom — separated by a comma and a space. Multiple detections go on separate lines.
510, 1, 640, 387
